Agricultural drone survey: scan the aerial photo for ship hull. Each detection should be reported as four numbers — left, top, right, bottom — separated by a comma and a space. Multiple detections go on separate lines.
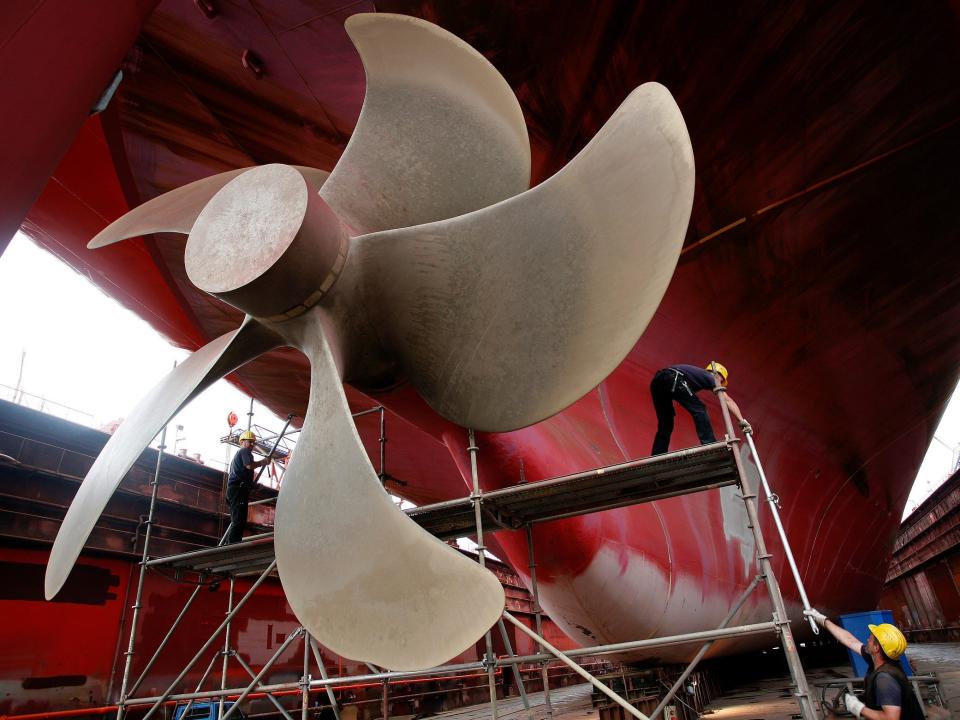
3, 0, 960, 710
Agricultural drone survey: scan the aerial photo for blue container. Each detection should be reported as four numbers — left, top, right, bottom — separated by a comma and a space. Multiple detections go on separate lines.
838, 610, 913, 677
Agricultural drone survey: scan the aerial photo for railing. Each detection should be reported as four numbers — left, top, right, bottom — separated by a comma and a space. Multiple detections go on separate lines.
0, 383, 95, 426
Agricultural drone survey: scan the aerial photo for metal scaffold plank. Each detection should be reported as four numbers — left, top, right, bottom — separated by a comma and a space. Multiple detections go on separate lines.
147, 442, 739, 577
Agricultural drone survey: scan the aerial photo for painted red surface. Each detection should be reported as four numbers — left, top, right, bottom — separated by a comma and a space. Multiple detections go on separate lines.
3, 0, 960, 713
0, 0, 159, 257
1, 546, 569, 714
880, 470, 960, 638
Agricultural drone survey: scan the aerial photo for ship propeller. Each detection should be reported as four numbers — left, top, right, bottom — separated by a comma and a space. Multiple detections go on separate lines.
45, 12, 695, 671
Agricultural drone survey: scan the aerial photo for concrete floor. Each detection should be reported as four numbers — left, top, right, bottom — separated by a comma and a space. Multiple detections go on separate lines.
700, 642, 960, 719
434, 683, 595, 720
431, 642, 960, 720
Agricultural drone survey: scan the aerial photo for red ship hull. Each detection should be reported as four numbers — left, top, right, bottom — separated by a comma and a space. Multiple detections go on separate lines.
3, 0, 960, 713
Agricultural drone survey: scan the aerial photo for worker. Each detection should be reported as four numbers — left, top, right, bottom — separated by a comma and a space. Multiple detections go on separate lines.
803, 609, 923, 719
650, 362, 751, 455
226, 430, 271, 544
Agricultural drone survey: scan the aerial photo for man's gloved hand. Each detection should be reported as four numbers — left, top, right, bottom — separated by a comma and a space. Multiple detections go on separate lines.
843, 693, 865, 718
739, 419, 753, 434
803, 608, 828, 626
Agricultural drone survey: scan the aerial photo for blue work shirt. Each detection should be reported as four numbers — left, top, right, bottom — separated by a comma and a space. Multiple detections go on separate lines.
670, 364, 719, 393
228, 446, 255, 487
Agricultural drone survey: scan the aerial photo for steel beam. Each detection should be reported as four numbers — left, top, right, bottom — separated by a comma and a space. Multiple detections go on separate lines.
309, 637, 342, 720
648, 574, 763, 720
221, 627, 305, 720
117, 418, 168, 719
233, 651, 297, 720
713, 374, 818, 720
503, 611, 649, 720
127, 582, 204, 697
468, 429, 499, 720
142, 560, 276, 720
526, 524, 553, 719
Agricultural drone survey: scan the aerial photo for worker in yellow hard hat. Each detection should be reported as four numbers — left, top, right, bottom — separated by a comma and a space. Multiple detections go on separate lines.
649, 362, 751, 456
804, 609, 922, 719
226, 430, 272, 544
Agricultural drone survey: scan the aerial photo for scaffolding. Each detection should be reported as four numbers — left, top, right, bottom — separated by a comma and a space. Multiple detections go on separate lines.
112, 387, 821, 720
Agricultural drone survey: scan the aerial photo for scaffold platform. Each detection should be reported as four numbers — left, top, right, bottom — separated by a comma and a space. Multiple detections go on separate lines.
147, 441, 739, 578
123, 386, 822, 720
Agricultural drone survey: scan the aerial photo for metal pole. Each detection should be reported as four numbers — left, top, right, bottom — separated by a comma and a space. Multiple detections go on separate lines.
128, 583, 205, 696
220, 415, 294, 546
249, 496, 278, 507
362, 663, 389, 720
128, 624, 777, 708
247, 397, 254, 430
382, 678, 389, 720
173, 647, 223, 720
218, 577, 235, 720
14, 349, 25, 401
124, 619, 773, 709
648, 574, 763, 720
711, 370, 818, 720
116, 405, 171, 719
504, 622, 777, 664
309, 637, 342, 720
233, 652, 297, 720
467, 429, 498, 720
351, 406, 383, 418
502, 612, 650, 720
221, 627, 306, 720
378, 406, 387, 484
143, 560, 277, 720
526, 525, 554, 719
254, 413, 295, 485
496, 618, 533, 720
302, 631, 311, 720
743, 430, 820, 636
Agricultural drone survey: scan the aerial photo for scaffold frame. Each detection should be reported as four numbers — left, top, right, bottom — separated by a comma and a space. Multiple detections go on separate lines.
111, 390, 821, 720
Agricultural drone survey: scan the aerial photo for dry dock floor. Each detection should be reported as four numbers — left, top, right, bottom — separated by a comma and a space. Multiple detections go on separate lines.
434, 683, 595, 720
702, 642, 960, 719
431, 642, 960, 720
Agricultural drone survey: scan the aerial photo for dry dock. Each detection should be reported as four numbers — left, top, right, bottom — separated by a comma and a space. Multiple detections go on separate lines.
429, 642, 960, 720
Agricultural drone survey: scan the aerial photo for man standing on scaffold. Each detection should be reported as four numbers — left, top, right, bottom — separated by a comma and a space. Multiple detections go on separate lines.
226, 430, 272, 543
649, 361, 751, 455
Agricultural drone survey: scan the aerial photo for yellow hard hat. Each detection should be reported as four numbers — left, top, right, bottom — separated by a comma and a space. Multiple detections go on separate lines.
239, 430, 256, 442
705, 361, 729, 386
868, 623, 907, 660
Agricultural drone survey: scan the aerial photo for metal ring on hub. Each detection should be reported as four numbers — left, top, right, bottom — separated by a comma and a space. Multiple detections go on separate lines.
186, 163, 349, 319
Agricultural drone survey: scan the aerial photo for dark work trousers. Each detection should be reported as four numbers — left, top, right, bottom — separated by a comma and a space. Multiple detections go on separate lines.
225, 483, 250, 544
650, 369, 717, 455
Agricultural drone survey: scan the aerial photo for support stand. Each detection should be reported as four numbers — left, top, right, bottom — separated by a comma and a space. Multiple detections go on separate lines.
713, 371, 818, 720
117, 406, 820, 720
116, 406, 170, 720
467, 429, 500, 720
526, 525, 554, 720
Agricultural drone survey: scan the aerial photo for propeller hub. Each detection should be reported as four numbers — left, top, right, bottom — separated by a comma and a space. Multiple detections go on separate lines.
185, 163, 348, 320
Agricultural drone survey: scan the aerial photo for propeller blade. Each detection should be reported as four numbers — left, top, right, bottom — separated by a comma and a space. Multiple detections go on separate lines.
45, 318, 284, 600
355, 83, 695, 432
88, 166, 329, 249
274, 314, 504, 670
321, 13, 530, 234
